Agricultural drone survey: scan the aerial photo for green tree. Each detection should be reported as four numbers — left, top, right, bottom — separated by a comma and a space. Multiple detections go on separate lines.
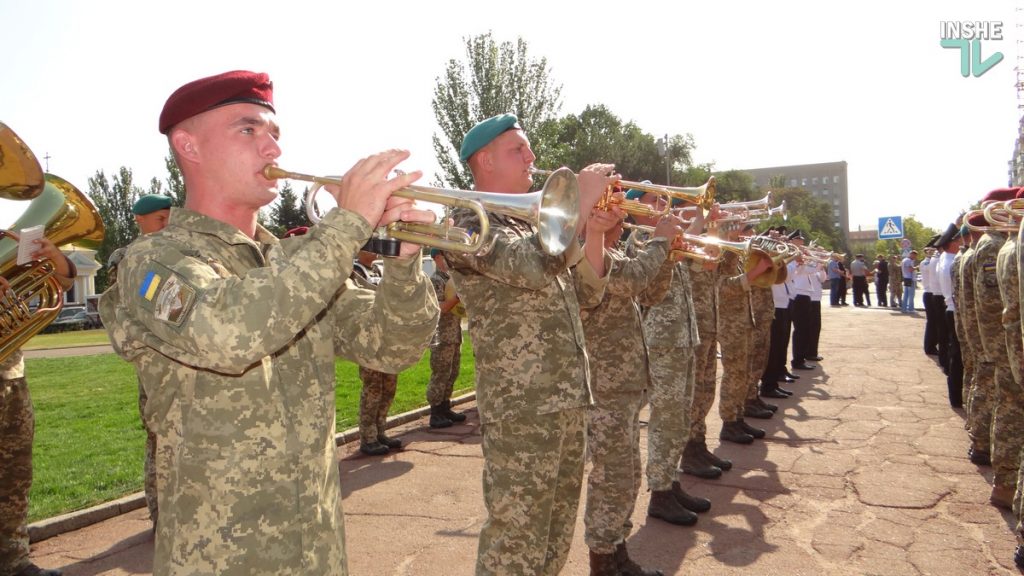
431, 32, 563, 189
163, 149, 186, 206
88, 167, 157, 291
871, 216, 940, 257
266, 182, 308, 238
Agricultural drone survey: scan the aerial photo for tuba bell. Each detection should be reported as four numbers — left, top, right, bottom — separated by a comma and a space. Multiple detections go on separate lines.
0, 123, 105, 363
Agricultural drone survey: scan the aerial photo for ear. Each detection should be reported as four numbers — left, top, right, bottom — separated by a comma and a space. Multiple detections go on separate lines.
170, 129, 199, 163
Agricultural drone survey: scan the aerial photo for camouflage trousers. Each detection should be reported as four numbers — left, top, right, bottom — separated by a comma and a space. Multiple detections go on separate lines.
967, 362, 994, 454
358, 368, 398, 444
646, 346, 695, 491
477, 407, 585, 576
718, 316, 751, 422
138, 378, 158, 523
585, 391, 643, 554
426, 341, 461, 407
991, 365, 1024, 490
0, 377, 32, 574
747, 315, 772, 401
689, 336, 718, 439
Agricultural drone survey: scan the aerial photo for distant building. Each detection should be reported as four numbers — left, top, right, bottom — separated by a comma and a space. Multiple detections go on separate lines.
847, 230, 877, 243
738, 161, 850, 242
60, 247, 101, 305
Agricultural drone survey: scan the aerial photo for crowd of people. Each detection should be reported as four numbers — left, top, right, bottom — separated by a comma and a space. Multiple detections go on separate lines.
2, 67, 1011, 576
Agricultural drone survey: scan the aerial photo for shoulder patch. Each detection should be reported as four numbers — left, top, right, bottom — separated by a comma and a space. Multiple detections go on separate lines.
136, 263, 197, 327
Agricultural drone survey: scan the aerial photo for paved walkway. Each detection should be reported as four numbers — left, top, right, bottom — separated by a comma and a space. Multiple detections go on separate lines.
25, 304, 1021, 575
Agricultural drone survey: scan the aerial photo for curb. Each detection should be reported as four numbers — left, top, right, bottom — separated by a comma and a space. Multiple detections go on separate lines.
28, 391, 477, 543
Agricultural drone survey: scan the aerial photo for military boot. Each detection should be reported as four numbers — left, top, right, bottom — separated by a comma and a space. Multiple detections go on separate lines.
442, 399, 467, 422
694, 437, 733, 471
680, 439, 722, 479
1015, 544, 1024, 569
991, 484, 1014, 509
647, 489, 697, 526
720, 421, 754, 444
969, 447, 991, 466
13, 563, 62, 576
588, 549, 619, 576
614, 542, 664, 576
360, 441, 389, 456
738, 419, 766, 439
377, 435, 403, 450
671, 481, 711, 513
429, 403, 453, 428
754, 397, 778, 412
743, 400, 773, 420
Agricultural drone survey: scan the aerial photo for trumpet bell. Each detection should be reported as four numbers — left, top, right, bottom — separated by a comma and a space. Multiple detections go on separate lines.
0, 123, 45, 201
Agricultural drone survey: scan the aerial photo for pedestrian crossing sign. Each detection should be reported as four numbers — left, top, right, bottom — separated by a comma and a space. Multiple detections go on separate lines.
878, 216, 904, 240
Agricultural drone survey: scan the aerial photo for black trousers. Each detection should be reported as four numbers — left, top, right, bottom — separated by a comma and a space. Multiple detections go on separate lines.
764, 306, 791, 386
922, 292, 939, 354
875, 277, 888, 307
931, 294, 950, 372
809, 300, 822, 357
944, 309, 963, 407
852, 276, 869, 306
839, 277, 848, 303
790, 294, 811, 366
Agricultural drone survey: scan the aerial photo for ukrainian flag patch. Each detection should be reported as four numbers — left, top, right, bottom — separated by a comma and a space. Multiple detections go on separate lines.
140, 271, 162, 300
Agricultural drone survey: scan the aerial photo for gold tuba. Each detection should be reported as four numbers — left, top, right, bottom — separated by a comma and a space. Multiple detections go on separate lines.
0, 123, 104, 363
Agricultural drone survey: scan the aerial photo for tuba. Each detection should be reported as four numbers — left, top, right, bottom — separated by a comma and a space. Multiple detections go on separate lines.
0, 123, 104, 363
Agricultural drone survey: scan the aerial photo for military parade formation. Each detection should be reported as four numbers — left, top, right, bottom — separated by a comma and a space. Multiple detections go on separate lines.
1, 68, 1022, 576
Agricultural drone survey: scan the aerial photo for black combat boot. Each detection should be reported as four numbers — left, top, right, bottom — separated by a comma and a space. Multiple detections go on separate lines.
614, 542, 664, 576
720, 421, 754, 444
1015, 544, 1024, 569
429, 403, 453, 428
377, 435, 403, 450
647, 490, 697, 526
754, 397, 778, 412
680, 440, 722, 479
13, 564, 62, 576
360, 441, 389, 456
969, 447, 991, 466
743, 401, 774, 420
671, 481, 711, 513
589, 549, 619, 576
442, 399, 467, 422
738, 419, 766, 439
700, 443, 733, 471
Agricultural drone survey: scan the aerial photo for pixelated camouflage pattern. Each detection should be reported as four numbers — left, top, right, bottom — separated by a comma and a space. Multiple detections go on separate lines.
953, 249, 974, 407
443, 211, 607, 425
580, 241, 671, 395
629, 234, 699, 351
579, 241, 669, 552
100, 207, 439, 576
718, 252, 754, 421
0, 352, 31, 574
477, 408, 586, 576
888, 255, 903, 304
585, 391, 643, 553
748, 284, 775, 400
138, 379, 158, 522
427, 269, 463, 407
688, 264, 719, 439
358, 367, 398, 444
107, 246, 127, 285
1004, 236, 1024, 386
963, 239, 994, 455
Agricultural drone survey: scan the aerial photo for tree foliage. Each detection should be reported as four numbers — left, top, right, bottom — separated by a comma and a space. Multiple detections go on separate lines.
265, 182, 309, 238
868, 216, 940, 257
431, 32, 563, 189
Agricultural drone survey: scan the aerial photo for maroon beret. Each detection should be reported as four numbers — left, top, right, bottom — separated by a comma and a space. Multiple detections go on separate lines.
159, 70, 274, 134
981, 187, 1020, 203
1016, 187, 1024, 199
967, 211, 988, 228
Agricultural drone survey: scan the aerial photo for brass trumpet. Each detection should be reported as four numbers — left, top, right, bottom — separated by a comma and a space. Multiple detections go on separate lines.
530, 168, 716, 217
263, 165, 579, 256
965, 204, 1019, 233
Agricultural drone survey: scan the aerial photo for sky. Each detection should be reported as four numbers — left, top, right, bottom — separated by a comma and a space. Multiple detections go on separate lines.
1, 0, 1020, 235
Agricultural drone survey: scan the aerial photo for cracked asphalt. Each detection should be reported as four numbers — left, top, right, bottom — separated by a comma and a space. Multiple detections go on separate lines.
27, 304, 1020, 575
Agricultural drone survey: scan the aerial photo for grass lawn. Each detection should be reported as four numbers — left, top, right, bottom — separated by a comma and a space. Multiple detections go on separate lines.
23, 328, 111, 350
25, 338, 476, 522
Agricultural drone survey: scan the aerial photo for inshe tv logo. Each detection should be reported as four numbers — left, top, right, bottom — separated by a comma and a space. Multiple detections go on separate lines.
940, 21, 1004, 78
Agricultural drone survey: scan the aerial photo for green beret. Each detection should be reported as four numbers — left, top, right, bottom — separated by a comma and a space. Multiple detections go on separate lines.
430, 248, 442, 257
132, 194, 173, 215
459, 113, 521, 162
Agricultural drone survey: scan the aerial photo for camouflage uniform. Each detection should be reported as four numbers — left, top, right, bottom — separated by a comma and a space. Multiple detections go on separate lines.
717, 251, 754, 422
108, 244, 159, 524
995, 235, 1024, 512
975, 232, 1015, 493
426, 269, 463, 407
350, 268, 401, 446
688, 263, 719, 440
748, 284, 775, 403
961, 242, 993, 458
580, 240, 671, 554
629, 230, 700, 492
444, 211, 607, 576
953, 249, 973, 405
0, 351, 32, 575
100, 207, 438, 576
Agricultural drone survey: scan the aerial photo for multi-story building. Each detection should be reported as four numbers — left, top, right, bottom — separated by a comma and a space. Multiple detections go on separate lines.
739, 161, 850, 242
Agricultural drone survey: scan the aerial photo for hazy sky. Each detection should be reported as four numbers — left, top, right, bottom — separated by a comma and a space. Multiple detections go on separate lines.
1, 0, 1019, 235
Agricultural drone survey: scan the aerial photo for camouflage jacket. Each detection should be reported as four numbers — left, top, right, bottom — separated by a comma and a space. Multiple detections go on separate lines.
750, 283, 775, 328
996, 234, 1020, 359
100, 207, 438, 576
689, 261, 719, 338
959, 247, 985, 361
717, 251, 754, 329
444, 212, 608, 424
430, 269, 462, 347
973, 232, 1007, 363
581, 239, 672, 394
952, 249, 969, 350
626, 230, 700, 349
0, 349, 23, 381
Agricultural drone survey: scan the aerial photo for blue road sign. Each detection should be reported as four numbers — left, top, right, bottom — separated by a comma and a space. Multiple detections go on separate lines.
878, 216, 904, 240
